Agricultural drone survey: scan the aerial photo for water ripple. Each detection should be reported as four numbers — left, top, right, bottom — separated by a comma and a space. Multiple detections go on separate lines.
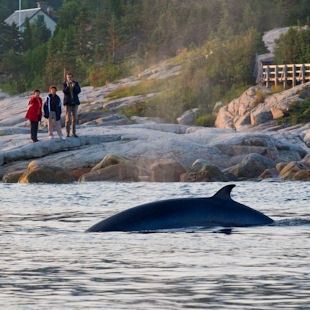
0, 181, 309, 309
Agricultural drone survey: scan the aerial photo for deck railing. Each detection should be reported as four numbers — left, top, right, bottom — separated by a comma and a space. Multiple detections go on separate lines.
262, 63, 310, 88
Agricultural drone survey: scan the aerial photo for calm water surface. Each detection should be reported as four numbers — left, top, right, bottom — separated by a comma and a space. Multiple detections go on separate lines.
0, 181, 309, 309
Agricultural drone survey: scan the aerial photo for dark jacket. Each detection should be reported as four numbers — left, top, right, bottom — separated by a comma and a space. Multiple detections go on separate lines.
25, 96, 42, 122
44, 94, 62, 121
63, 80, 81, 106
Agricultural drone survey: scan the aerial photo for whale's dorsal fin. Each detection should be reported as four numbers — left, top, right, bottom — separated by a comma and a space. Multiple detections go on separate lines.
213, 184, 236, 200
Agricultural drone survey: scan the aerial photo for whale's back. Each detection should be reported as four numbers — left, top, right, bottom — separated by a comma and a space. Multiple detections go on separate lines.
86, 186, 273, 232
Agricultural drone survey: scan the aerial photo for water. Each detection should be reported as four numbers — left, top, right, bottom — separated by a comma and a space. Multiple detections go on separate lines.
0, 181, 309, 309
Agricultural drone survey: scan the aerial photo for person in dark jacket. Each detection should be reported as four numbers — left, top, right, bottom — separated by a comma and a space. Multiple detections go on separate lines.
25, 89, 42, 143
44, 85, 66, 140
63, 73, 81, 137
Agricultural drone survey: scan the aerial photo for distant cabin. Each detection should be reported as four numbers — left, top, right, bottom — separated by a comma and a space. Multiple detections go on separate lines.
4, 2, 56, 34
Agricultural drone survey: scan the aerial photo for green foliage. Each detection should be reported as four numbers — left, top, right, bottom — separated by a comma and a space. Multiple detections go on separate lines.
119, 101, 148, 118
274, 26, 310, 64
194, 114, 216, 127
277, 99, 310, 125
22, 16, 51, 51
0, 132, 11, 136
145, 29, 264, 121
253, 89, 266, 106
0, 49, 26, 94
270, 84, 285, 94
106, 78, 169, 99
88, 62, 132, 87
1, 0, 310, 120
145, 89, 186, 123
221, 84, 251, 104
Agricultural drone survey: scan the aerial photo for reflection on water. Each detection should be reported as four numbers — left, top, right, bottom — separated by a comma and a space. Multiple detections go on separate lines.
0, 181, 309, 309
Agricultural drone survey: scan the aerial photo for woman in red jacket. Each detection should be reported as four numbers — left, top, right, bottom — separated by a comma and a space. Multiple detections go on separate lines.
25, 89, 43, 143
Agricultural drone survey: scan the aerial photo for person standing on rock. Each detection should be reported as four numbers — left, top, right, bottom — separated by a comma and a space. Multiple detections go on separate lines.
63, 73, 81, 137
25, 89, 42, 143
44, 85, 66, 140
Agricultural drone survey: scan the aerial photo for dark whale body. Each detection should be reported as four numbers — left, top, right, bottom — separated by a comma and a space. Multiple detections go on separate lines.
86, 185, 273, 232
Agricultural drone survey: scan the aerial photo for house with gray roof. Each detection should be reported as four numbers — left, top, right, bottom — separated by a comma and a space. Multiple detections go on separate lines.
4, 2, 56, 34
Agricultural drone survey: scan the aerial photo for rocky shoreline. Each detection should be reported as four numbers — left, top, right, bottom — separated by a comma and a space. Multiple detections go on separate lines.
1, 120, 310, 183
1, 58, 310, 183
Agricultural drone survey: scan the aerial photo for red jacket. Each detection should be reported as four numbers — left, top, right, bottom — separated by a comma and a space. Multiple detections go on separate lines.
25, 96, 42, 122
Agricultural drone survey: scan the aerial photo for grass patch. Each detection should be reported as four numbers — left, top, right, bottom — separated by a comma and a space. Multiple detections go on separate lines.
194, 114, 216, 127
119, 101, 149, 118
88, 61, 133, 87
106, 77, 174, 99
270, 84, 284, 94
253, 89, 267, 106
0, 132, 11, 136
277, 99, 310, 125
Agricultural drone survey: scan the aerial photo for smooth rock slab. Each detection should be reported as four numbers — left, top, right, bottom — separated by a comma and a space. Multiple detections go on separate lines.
0, 134, 121, 165
177, 108, 199, 125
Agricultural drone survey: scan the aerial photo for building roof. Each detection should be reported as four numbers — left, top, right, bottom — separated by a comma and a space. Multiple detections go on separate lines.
4, 8, 53, 27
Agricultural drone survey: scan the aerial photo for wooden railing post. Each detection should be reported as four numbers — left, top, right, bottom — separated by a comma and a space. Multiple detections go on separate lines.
275, 65, 278, 86
266, 65, 270, 88
300, 64, 305, 84
283, 65, 287, 89
292, 64, 296, 87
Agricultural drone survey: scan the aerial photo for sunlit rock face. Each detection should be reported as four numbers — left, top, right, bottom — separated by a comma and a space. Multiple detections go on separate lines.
215, 82, 310, 130
18, 161, 74, 184
1, 57, 310, 183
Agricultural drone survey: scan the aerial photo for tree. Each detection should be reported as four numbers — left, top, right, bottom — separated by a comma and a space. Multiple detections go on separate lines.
108, 17, 121, 63
0, 22, 21, 56
56, 1, 80, 30
45, 38, 63, 86
274, 26, 310, 64
22, 16, 51, 51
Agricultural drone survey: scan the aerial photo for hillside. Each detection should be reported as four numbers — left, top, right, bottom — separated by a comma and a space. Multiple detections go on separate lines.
2, 1, 310, 183
1, 56, 310, 183
1, 0, 310, 118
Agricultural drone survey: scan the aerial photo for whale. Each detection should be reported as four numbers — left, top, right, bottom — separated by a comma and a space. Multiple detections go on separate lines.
86, 184, 274, 232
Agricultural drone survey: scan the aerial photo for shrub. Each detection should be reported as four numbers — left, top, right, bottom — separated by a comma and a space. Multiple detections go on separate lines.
88, 62, 132, 87
270, 84, 284, 94
106, 78, 170, 99
119, 101, 148, 118
194, 114, 216, 127
253, 89, 266, 106
277, 99, 310, 125
298, 88, 310, 100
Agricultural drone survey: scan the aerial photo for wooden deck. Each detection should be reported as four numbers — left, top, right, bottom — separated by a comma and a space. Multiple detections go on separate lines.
262, 63, 310, 88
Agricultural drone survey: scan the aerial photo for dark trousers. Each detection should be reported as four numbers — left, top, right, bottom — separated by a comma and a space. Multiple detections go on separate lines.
65, 105, 78, 135
30, 121, 38, 141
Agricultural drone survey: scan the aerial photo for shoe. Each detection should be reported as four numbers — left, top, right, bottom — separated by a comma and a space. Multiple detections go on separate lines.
32, 139, 39, 143
61, 136, 66, 140
72, 133, 78, 138
66, 134, 70, 137
48, 135, 54, 140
